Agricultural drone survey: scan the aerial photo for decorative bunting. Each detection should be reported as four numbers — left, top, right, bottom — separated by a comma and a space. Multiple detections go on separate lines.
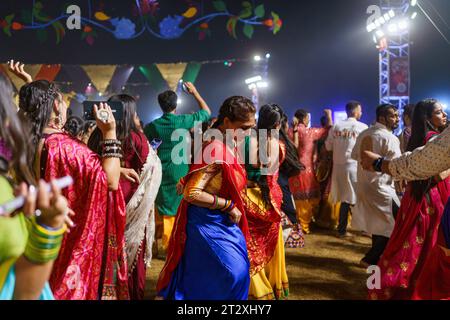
109, 65, 135, 93
181, 62, 202, 84
139, 64, 166, 93
81, 65, 117, 93
35, 64, 61, 82
156, 63, 187, 91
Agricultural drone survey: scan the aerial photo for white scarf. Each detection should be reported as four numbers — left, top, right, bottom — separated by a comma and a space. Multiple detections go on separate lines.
124, 143, 162, 273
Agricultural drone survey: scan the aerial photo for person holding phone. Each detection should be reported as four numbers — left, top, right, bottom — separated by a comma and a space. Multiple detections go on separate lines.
0, 72, 73, 300
89, 94, 162, 300
14, 61, 129, 300
144, 82, 211, 254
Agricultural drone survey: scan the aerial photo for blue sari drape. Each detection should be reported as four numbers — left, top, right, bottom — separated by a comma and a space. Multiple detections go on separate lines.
159, 205, 250, 300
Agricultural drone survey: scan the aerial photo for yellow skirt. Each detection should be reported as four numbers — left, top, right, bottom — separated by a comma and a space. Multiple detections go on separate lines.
248, 225, 289, 300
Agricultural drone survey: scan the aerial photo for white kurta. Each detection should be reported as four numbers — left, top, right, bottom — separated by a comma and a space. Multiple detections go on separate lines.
325, 118, 368, 205
351, 122, 402, 237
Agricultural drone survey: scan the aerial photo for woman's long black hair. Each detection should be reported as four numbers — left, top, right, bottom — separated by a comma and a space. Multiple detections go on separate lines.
88, 94, 140, 158
0, 73, 35, 184
407, 99, 445, 201
256, 104, 304, 205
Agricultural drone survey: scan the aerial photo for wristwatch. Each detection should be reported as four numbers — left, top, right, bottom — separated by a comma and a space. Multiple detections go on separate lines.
373, 157, 385, 172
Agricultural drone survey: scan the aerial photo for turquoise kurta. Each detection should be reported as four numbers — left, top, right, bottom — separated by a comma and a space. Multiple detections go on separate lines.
144, 109, 210, 216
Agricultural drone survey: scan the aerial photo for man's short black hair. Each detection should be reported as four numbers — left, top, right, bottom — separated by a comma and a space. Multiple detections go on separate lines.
376, 103, 397, 121
158, 90, 178, 113
346, 100, 361, 117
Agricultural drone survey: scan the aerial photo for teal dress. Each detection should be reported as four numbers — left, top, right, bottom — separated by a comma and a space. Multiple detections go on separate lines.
144, 110, 210, 216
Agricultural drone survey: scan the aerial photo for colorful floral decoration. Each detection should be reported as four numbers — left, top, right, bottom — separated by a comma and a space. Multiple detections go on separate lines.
0, 0, 282, 44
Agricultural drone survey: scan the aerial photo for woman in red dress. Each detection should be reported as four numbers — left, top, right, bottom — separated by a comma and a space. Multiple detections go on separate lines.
90, 94, 162, 300
369, 99, 449, 300
19, 80, 128, 300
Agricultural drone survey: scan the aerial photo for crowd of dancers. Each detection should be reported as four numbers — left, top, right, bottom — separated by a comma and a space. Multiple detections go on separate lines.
0, 60, 449, 300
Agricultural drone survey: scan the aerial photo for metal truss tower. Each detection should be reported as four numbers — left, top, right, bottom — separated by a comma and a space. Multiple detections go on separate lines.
379, 0, 411, 119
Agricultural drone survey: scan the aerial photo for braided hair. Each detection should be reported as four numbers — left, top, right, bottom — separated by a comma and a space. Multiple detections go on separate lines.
212, 96, 256, 129
18, 80, 61, 173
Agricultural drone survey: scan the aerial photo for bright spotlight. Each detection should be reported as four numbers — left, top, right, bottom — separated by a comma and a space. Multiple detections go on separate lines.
411, 0, 418, 7
265, 53, 271, 59
388, 10, 395, 18
411, 12, 418, 19
254, 55, 261, 61
383, 13, 391, 21
177, 99, 182, 104
256, 81, 269, 88
388, 23, 398, 33
245, 75, 262, 85
399, 19, 409, 30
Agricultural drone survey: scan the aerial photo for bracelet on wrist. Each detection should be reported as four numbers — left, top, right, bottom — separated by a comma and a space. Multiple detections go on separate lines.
24, 216, 66, 264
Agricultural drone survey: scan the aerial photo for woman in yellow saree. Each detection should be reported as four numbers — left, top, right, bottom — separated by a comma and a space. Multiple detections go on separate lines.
243, 104, 303, 300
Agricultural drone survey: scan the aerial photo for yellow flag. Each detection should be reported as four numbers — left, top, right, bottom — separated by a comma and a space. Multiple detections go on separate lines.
81, 65, 117, 93
156, 63, 188, 91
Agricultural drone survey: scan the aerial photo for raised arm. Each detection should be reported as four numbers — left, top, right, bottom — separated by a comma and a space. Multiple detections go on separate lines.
93, 103, 121, 190
184, 82, 211, 116
8, 60, 33, 84
361, 126, 450, 180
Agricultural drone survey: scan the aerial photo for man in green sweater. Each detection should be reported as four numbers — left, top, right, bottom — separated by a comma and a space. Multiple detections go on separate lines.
144, 82, 211, 251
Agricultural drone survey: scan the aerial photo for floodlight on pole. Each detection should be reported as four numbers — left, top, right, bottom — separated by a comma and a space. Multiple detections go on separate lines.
245, 75, 263, 85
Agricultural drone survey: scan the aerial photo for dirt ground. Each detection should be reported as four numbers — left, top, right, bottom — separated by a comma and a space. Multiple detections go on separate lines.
144, 228, 372, 300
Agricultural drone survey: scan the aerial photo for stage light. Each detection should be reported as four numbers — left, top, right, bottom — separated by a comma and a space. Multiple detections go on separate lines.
177, 99, 182, 105
256, 81, 269, 88
254, 55, 261, 61
399, 19, 409, 30
376, 30, 385, 37
99, 92, 103, 97
245, 75, 262, 85
375, 20, 381, 27
411, 12, 417, 19
265, 53, 271, 59
389, 10, 395, 18
411, 0, 418, 7
388, 23, 399, 33
383, 13, 391, 21
88, 83, 92, 87
248, 84, 257, 90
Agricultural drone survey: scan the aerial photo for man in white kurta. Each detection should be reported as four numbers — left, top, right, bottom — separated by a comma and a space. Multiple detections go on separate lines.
325, 101, 368, 237
351, 104, 401, 266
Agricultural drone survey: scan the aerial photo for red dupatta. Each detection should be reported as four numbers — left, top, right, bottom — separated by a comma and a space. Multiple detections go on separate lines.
157, 139, 249, 293
42, 133, 129, 300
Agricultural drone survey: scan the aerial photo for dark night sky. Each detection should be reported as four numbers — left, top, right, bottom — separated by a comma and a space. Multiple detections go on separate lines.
0, 0, 449, 125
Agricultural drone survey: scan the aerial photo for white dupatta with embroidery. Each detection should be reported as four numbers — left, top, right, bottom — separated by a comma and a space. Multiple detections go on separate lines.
125, 143, 162, 272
